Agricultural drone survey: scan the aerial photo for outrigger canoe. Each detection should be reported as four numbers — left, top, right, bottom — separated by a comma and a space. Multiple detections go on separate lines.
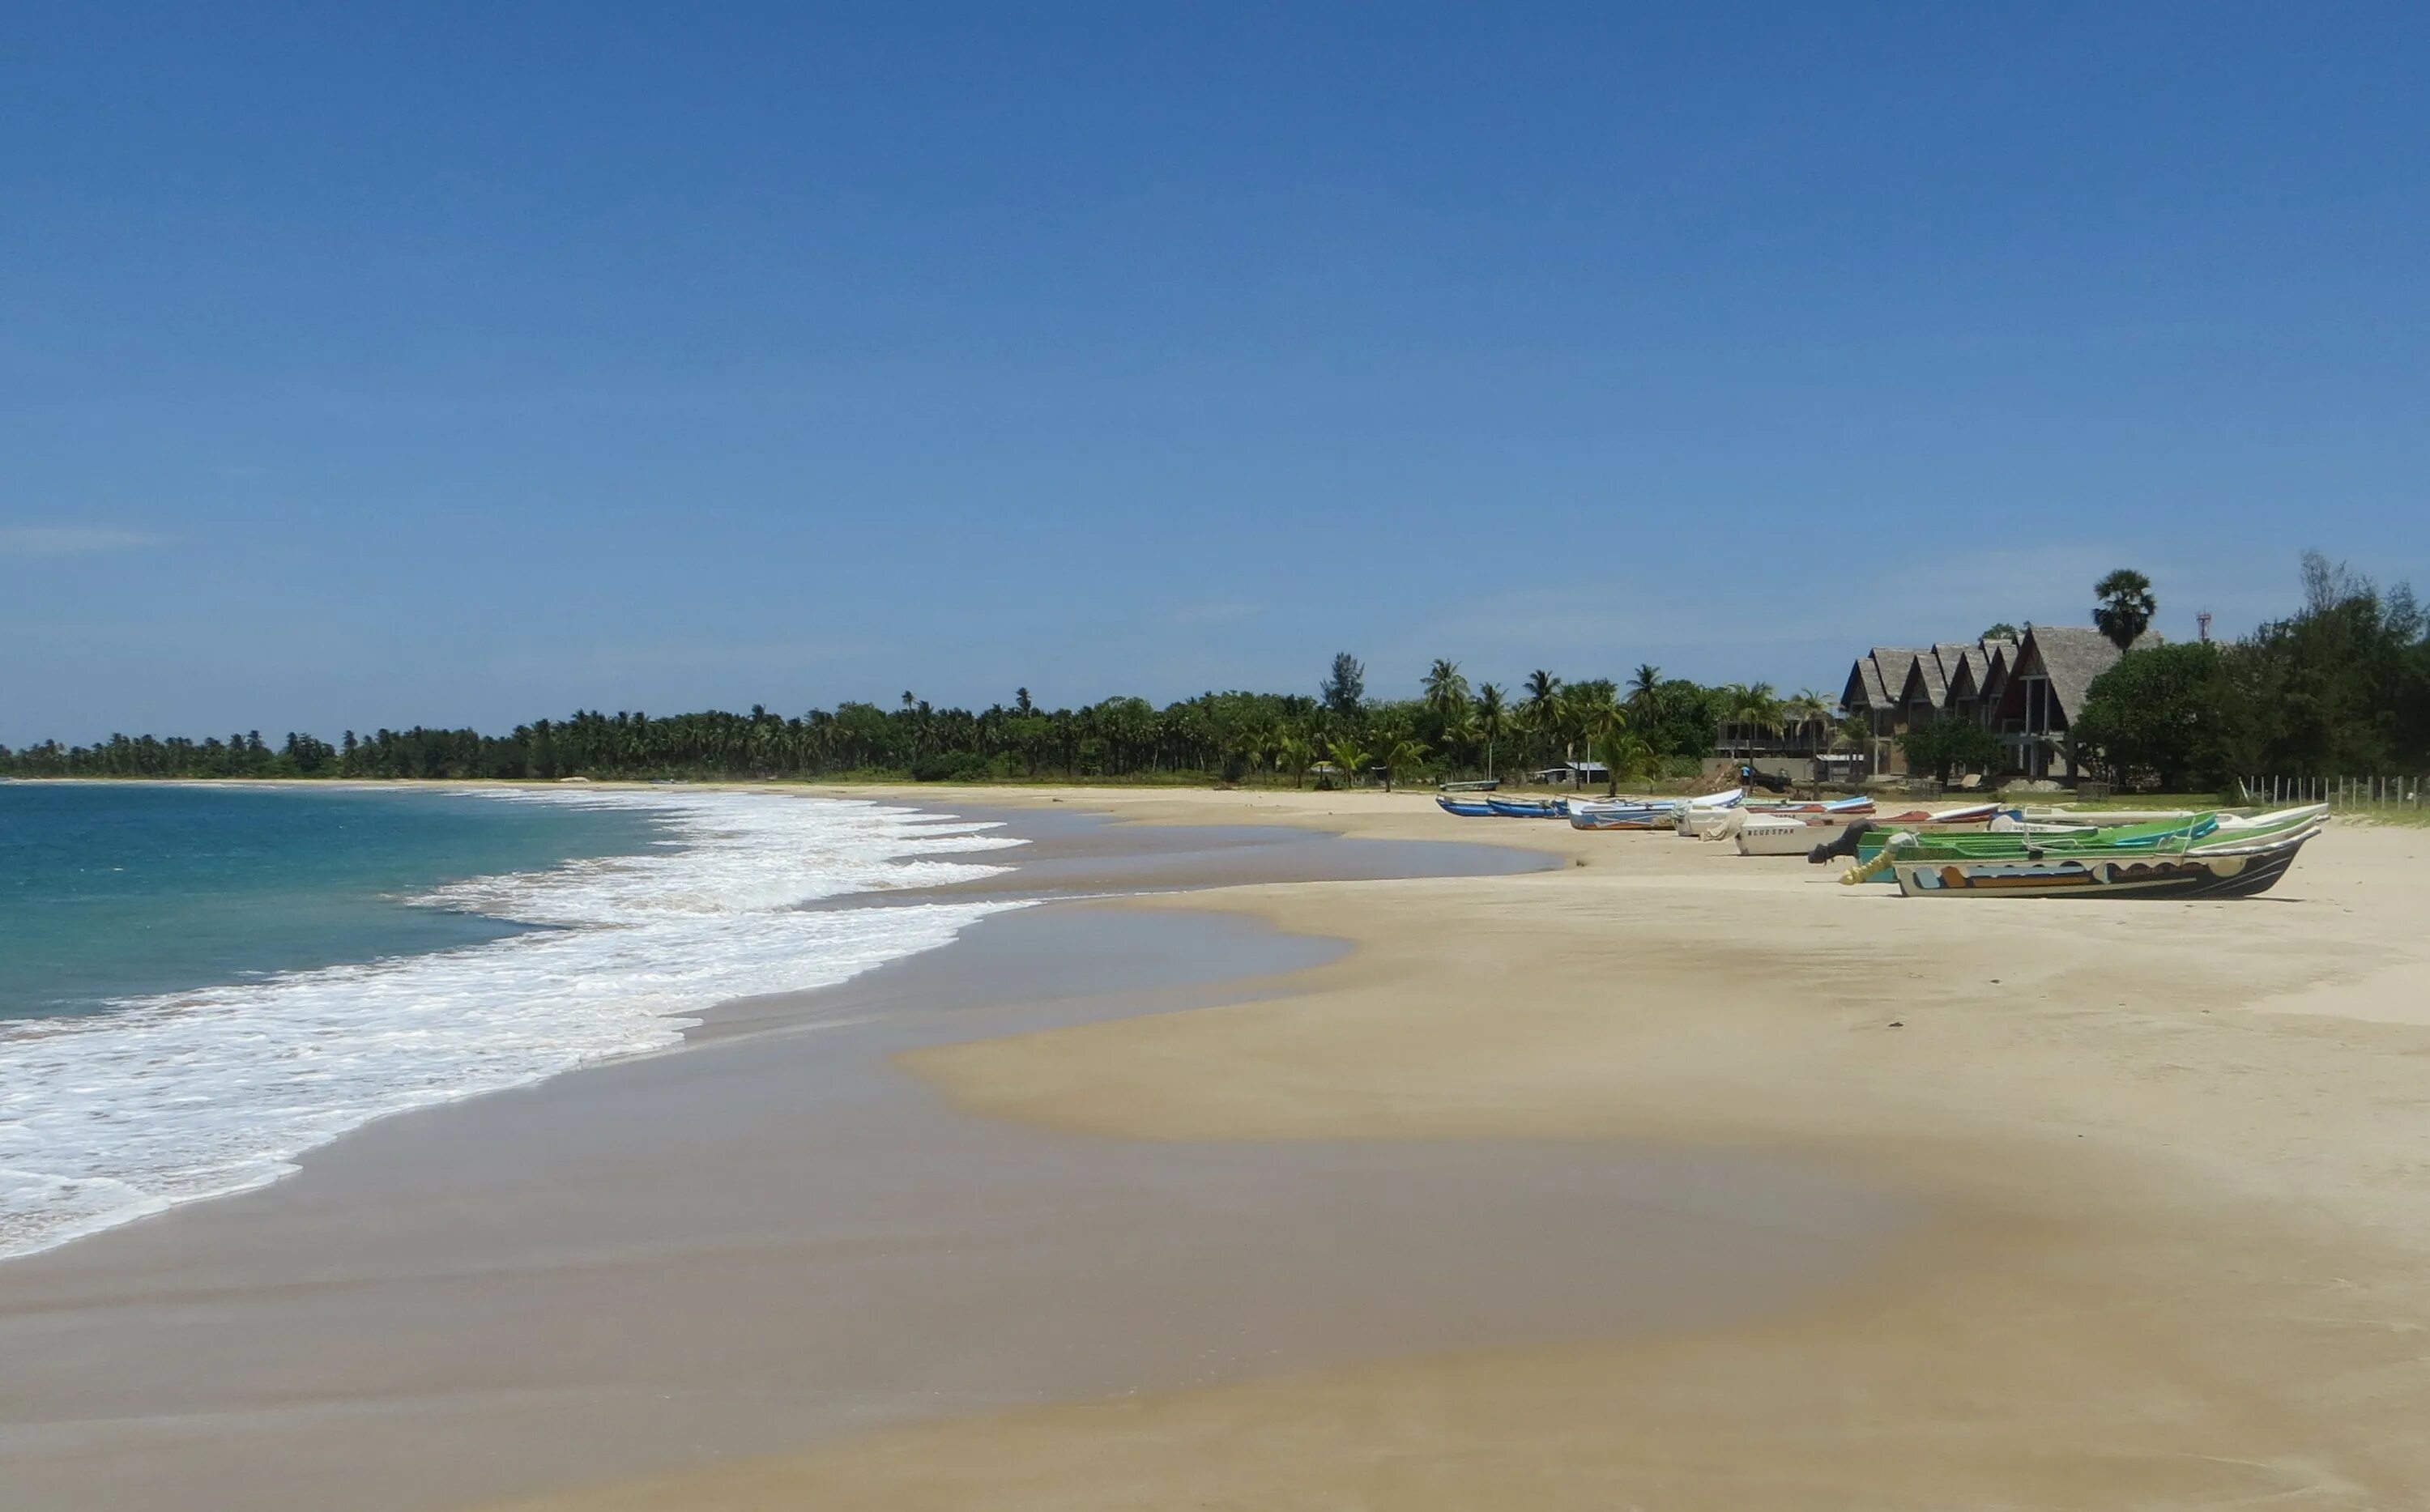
1436, 795, 1496, 817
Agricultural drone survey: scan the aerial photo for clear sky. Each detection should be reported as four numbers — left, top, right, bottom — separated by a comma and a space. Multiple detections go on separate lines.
6, 4, 2426, 742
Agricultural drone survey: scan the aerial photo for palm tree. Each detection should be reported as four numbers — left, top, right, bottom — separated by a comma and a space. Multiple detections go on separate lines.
1447, 709, 1482, 772
1324, 735, 1372, 787
1421, 658, 1470, 722
1521, 670, 1562, 769
1785, 688, 1831, 752
1275, 732, 1312, 788
1627, 663, 1661, 707
1474, 683, 1507, 777
2093, 569, 2156, 651
1722, 683, 1785, 756
1381, 738, 1429, 792
1595, 727, 1656, 792
1576, 698, 1630, 794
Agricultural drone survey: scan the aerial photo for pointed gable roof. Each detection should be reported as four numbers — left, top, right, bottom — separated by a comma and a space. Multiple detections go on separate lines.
1869, 647, 1921, 708
1945, 644, 1989, 702
2017, 626, 2158, 722
1841, 657, 1883, 711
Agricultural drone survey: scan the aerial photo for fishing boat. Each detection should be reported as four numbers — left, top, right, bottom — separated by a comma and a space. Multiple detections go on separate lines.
1668, 790, 1752, 837
1568, 798, 1678, 830
1436, 794, 1496, 817
1695, 793, 1874, 835
1733, 801, 2001, 857
1487, 795, 1570, 819
1848, 805, 2328, 897
1678, 790, 1870, 837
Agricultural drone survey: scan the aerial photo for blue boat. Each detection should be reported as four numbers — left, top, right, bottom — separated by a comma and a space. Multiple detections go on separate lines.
1436, 795, 1496, 816
1486, 796, 1569, 819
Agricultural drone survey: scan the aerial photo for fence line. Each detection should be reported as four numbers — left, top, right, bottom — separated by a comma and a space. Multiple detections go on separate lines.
2240, 774, 2424, 810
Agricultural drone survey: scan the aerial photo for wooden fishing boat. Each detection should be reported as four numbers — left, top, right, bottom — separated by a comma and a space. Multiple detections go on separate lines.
1436, 795, 1496, 816
1730, 802, 1991, 856
1568, 799, 1677, 830
1734, 801, 1998, 857
1669, 790, 1751, 837
1850, 805, 2328, 897
1885, 824, 2321, 898
1487, 795, 1569, 819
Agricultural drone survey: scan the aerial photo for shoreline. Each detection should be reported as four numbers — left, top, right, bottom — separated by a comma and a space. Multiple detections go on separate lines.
0, 785, 1027, 1263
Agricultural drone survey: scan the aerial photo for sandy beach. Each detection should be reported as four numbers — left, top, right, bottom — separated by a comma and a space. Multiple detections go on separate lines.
6, 787, 2429, 1509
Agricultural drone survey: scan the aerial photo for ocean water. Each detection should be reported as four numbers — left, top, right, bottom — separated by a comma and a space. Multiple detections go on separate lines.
0, 782, 1024, 1259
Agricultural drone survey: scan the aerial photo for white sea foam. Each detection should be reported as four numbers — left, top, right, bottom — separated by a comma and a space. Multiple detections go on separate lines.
0, 790, 1025, 1260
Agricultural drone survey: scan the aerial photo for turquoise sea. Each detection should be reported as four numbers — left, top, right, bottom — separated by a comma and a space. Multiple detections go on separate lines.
0, 782, 1025, 1259
0, 782, 666, 1022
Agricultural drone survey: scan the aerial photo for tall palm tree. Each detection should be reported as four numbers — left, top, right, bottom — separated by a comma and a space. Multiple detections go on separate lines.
1627, 663, 1662, 707
1576, 698, 1630, 794
1474, 683, 1507, 777
1786, 688, 1831, 751
1520, 670, 1562, 769
2093, 569, 2156, 651
1421, 658, 1470, 722
1448, 709, 1483, 773
1723, 683, 1785, 756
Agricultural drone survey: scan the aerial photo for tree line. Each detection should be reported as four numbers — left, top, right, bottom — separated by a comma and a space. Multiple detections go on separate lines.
0, 667, 1813, 787
2074, 554, 2430, 790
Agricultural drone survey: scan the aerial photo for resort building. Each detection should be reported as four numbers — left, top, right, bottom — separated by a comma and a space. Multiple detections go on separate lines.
1840, 646, 1926, 773
1840, 627, 2148, 782
1989, 625, 2150, 781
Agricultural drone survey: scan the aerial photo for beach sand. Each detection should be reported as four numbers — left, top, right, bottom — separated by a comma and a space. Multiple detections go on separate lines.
7, 787, 2429, 1509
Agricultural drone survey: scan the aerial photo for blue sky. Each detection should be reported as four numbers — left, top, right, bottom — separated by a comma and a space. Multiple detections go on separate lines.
6, 4, 2426, 742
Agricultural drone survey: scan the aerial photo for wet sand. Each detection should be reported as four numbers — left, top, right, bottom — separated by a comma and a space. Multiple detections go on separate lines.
0, 800, 1904, 1510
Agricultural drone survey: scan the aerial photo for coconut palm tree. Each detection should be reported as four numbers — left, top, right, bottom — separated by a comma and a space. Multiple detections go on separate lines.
1575, 698, 1630, 794
1473, 683, 1507, 777
1785, 688, 1832, 751
1595, 727, 1656, 792
1381, 738, 1429, 792
1520, 670, 1562, 768
1421, 658, 1470, 722
1721, 683, 1785, 756
1324, 735, 1371, 787
2093, 569, 2156, 651
1275, 731, 1312, 788
1627, 663, 1662, 707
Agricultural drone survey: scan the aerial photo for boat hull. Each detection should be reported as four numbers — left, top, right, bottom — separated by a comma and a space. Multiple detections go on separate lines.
1891, 837, 2309, 899
1571, 810, 1673, 830
1487, 797, 1569, 819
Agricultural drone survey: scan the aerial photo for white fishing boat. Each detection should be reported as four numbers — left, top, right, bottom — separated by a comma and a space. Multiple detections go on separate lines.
1734, 801, 2004, 858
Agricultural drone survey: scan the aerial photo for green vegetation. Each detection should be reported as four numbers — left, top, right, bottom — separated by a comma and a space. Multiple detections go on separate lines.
2070, 642, 2232, 792
2075, 554, 2429, 790
0, 665, 1771, 787
1897, 718, 2005, 785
